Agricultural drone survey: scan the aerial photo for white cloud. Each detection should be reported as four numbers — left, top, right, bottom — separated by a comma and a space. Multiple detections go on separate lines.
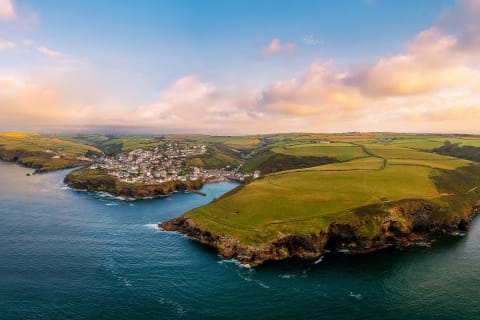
0, 0, 15, 20
127, 74, 260, 133
36, 46, 61, 58
303, 35, 320, 46
261, 39, 296, 56
0, 40, 15, 50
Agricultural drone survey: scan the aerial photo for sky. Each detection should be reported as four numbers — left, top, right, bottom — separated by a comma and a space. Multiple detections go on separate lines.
1, 0, 480, 134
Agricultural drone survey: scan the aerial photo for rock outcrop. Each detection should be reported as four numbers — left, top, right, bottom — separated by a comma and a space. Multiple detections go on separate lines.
64, 168, 205, 199
160, 199, 479, 266
0, 147, 85, 173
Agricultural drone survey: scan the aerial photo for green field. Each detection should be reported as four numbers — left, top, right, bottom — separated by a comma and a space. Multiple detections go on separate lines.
0, 133, 100, 154
183, 134, 480, 244
0, 133, 101, 171
4, 132, 480, 248
271, 143, 367, 161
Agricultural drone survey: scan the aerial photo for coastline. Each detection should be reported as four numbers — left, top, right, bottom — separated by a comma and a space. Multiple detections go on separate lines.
160, 199, 478, 267
0, 148, 87, 174
64, 168, 242, 200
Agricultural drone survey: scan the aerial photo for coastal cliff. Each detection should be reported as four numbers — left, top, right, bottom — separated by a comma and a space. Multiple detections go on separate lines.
0, 147, 85, 173
64, 168, 205, 199
160, 199, 478, 266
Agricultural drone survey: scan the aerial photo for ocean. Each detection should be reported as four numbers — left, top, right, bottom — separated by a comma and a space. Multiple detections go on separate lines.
1, 160, 479, 319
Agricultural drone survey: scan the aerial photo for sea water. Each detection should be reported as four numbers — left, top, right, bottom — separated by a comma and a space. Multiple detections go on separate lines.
1, 161, 479, 319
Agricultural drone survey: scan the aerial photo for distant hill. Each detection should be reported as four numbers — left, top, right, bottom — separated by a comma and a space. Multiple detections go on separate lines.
0, 133, 101, 172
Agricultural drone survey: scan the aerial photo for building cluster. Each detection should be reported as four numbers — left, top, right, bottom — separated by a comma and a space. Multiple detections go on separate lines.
87, 143, 259, 184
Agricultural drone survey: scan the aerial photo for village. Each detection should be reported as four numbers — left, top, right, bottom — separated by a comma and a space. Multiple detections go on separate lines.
86, 142, 259, 185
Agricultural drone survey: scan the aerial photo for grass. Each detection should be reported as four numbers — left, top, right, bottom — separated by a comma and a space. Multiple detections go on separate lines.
196, 136, 263, 151
284, 157, 385, 172
0, 133, 101, 171
430, 138, 480, 147
388, 158, 471, 170
272, 143, 367, 161
363, 143, 457, 160
241, 142, 368, 173
183, 136, 480, 245
186, 143, 241, 169
187, 164, 441, 244
0, 133, 100, 154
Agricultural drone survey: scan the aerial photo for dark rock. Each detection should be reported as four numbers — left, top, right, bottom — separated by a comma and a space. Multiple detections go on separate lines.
160, 199, 480, 267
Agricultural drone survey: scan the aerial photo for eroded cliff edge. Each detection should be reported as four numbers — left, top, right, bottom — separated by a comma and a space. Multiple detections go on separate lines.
160, 199, 478, 266
64, 168, 204, 199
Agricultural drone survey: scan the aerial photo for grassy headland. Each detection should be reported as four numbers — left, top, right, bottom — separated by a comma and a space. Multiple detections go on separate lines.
65, 168, 204, 199
0, 133, 100, 172
161, 133, 480, 266
4, 131, 480, 266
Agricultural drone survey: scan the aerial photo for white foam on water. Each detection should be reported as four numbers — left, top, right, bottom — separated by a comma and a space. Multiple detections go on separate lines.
105, 202, 118, 206
349, 292, 362, 300
218, 258, 240, 265
158, 298, 186, 316
103, 256, 133, 288
279, 274, 296, 279
145, 224, 161, 231
97, 191, 111, 198
314, 256, 323, 264
236, 266, 255, 282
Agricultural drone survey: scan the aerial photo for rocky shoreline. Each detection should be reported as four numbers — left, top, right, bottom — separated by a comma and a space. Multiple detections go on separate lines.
64, 169, 206, 200
159, 200, 478, 266
0, 147, 86, 173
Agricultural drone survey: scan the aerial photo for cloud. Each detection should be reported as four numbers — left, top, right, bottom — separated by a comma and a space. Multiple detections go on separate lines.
3, 0, 480, 134
127, 74, 262, 133
0, 40, 15, 50
0, 0, 15, 20
252, 0, 480, 132
0, 78, 94, 131
259, 61, 365, 118
347, 27, 475, 97
36, 46, 62, 58
303, 35, 320, 46
261, 39, 296, 56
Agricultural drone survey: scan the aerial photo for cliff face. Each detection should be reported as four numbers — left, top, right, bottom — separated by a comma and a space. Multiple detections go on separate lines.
0, 148, 44, 169
159, 200, 478, 267
64, 169, 205, 199
0, 147, 84, 173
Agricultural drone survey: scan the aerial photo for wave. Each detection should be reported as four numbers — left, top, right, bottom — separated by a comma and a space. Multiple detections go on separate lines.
158, 298, 186, 316
218, 258, 252, 269
97, 191, 113, 198
218, 258, 240, 265
105, 202, 118, 206
145, 223, 161, 231
314, 256, 323, 264
103, 256, 133, 288
349, 292, 363, 300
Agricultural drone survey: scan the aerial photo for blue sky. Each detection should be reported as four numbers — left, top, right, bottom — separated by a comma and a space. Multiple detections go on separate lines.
24, 0, 453, 84
2, 0, 480, 134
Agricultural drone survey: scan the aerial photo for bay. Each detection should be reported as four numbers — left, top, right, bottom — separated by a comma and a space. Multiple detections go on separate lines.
1, 160, 479, 320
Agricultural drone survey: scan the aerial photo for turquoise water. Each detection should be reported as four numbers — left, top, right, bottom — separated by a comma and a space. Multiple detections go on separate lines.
1, 160, 479, 320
